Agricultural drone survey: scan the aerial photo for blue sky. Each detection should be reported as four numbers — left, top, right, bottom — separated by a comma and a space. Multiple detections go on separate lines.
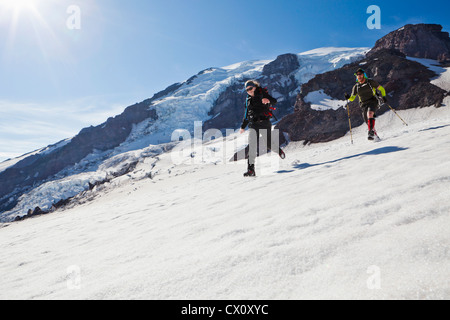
0, 0, 449, 161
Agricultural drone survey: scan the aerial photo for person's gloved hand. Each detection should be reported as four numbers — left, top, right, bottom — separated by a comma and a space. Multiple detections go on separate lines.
344, 93, 350, 100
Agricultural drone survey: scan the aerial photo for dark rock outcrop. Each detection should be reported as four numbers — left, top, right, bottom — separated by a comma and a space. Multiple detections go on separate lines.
276, 47, 447, 143
262, 53, 300, 77
14, 206, 50, 221
369, 24, 450, 63
203, 81, 247, 132
260, 54, 302, 117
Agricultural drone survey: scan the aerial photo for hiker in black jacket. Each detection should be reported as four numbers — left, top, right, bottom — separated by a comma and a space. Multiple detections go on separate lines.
239, 80, 285, 177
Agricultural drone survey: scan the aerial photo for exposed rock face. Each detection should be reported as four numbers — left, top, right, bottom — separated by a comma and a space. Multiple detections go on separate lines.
276, 47, 447, 143
203, 81, 247, 132
260, 54, 301, 117
262, 53, 300, 77
276, 104, 352, 144
369, 24, 450, 63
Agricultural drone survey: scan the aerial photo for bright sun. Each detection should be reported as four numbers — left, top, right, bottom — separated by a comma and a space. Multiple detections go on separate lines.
0, 0, 37, 11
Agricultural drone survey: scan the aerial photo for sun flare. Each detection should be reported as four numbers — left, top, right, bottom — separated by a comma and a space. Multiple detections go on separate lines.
0, 0, 37, 11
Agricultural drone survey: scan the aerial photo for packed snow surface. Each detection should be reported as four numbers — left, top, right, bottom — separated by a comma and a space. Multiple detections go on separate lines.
1, 103, 449, 299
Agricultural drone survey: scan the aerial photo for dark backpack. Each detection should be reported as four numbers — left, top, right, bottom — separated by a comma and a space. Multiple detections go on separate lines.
260, 87, 277, 118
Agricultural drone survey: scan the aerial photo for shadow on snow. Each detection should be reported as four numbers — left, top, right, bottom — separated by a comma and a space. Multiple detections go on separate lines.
278, 146, 408, 173
418, 124, 450, 132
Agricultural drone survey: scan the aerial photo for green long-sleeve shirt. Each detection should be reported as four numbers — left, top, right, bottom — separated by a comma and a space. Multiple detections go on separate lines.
349, 79, 386, 104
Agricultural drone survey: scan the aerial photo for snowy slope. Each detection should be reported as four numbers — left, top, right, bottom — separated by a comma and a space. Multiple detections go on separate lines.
0, 47, 368, 220
0, 102, 449, 299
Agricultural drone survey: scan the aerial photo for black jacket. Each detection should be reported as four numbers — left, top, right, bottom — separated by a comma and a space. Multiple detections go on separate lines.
241, 87, 277, 129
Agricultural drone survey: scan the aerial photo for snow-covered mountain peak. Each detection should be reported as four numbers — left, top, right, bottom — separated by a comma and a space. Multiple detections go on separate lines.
294, 47, 370, 83
299, 46, 370, 56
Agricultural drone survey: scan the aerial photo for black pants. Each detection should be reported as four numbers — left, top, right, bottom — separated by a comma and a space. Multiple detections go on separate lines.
248, 119, 273, 165
361, 98, 379, 123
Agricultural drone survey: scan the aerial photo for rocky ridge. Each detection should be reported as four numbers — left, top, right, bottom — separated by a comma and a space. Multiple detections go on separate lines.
276, 24, 449, 144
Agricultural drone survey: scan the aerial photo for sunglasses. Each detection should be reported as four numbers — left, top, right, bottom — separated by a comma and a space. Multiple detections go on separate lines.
356, 73, 364, 76
246, 87, 255, 92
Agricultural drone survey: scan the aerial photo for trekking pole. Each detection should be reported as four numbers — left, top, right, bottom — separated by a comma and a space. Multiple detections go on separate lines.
268, 105, 278, 121
272, 114, 279, 122
345, 99, 354, 144
386, 104, 408, 126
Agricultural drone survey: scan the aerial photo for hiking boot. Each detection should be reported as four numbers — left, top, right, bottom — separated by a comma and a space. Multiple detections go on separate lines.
368, 130, 375, 140
244, 164, 256, 177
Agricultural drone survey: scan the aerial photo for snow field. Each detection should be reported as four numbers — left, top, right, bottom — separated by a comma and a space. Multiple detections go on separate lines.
0, 105, 449, 299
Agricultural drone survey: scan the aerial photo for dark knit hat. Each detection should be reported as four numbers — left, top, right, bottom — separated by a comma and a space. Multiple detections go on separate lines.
245, 81, 257, 89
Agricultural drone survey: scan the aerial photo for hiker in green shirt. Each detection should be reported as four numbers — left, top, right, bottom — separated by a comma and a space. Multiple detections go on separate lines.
345, 68, 388, 140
